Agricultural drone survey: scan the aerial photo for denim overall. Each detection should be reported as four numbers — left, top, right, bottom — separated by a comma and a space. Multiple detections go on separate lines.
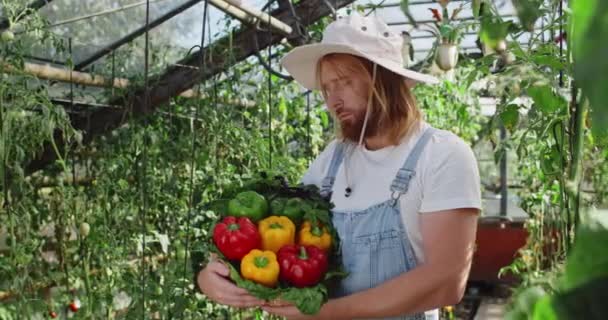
320, 128, 437, 320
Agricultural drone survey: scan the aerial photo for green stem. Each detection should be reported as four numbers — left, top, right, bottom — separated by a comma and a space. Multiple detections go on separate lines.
298, 246, 308, 260
254, 256, 269, 268
311, 225, 323, 237
0, 83, 14, 256
553, 120, 569, 258
269, 222, 283, 229
49, 134, 68, 173
567, 89, 586, 238
81, 238, 92, 317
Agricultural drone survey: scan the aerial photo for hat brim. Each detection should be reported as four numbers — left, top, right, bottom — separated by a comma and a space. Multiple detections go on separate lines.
280, 43, 439, 90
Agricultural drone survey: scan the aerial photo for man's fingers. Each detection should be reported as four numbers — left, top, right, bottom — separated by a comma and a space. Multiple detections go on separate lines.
211, 275, 262, 300
265, 298, 292, 307
218, 296, 264, 308
201, 262, 266, 307
221, 286, 252, 297
211, 274, 251, 296
261, 306, 288, 316
208, 261, 230, 277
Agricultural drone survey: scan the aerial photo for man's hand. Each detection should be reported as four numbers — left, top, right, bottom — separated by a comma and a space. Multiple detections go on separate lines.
262, 305, 310, 320
197, 260, 264, 308
262, 302, 330, 320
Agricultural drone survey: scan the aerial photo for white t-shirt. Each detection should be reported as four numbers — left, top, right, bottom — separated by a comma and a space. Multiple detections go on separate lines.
301, 121, 482, 263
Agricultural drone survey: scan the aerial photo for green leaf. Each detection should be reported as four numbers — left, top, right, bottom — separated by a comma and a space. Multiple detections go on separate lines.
571, 0, 608, 140
479, 15, 511, 49
540, 148, 561, 176
472, 0, 482, 18
319, 111, 329, 128
500, 104, 520, 130
324, 268, 349, 281
528, 85, 564, 114
512, 286, 547, 318
553, 276, 608, 320
532, 295, 558, 320
531, 55, 565, 72
562, 218, 608, 290
278, 97, 288, 120
512, 0, 543, 31
399, 0, 418, 28
280, 285, 328, 315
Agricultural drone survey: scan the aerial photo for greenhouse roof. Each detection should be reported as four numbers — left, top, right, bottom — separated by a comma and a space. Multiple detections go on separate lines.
6, 0, 540, 172
20, 0, 526, 75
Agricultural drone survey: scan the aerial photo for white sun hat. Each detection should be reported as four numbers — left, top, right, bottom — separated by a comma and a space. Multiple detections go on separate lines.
280, 12, 439, 90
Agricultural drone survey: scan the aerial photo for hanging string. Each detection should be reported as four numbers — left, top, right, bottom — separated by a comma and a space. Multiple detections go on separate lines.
0, 39, 7, 242
558, 0, 564, 88
62, 36, 73, 307
111, 52, 116, 97
139, 0, 151, 317
69, 37, 76, 194
183, 0, 210, 298
306, 91, 312, 164
82, 99, 93, 315
555, 0, 565, 264
69, 36, 81, 308
267, 1, 273, 170
1, 78, 6, 211
209, 14, 220, 180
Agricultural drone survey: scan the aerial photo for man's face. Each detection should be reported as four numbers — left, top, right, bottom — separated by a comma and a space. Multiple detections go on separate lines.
319, 56, 372, 141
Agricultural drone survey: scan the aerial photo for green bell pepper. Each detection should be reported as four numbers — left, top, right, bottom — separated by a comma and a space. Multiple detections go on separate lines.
228, 191, 269, 222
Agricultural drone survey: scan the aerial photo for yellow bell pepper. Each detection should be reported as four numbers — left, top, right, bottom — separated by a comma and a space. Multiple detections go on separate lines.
240, 249, 279, 287
258, 215, 296, 253
298, 221, 332, 252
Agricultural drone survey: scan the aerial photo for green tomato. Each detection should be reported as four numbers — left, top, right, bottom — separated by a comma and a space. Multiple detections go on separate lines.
175, 248, 187, 260
79, 222, 90, 237
1, 31, 14, 42
227, 191, 268, 222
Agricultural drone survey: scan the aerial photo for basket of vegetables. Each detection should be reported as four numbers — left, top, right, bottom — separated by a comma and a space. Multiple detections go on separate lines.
204, 174, 346, 315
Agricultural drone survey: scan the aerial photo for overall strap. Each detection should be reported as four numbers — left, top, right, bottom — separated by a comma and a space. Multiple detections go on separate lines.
390, 128, 435, 204
319, 142, 346, 199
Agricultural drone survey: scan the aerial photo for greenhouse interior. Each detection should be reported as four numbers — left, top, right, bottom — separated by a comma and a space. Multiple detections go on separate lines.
0, 0, 606, 319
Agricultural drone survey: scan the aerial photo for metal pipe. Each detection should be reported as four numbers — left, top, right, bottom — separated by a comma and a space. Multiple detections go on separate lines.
388, 14, 517, 26
363, 0, 465, 9
7, 60, 254, 105
214, 0, 292, 35
24, 55, 65, 65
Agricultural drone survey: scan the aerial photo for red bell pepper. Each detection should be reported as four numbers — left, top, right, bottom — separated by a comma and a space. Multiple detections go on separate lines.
277, 244, 328, 287
213, 216, 261, 260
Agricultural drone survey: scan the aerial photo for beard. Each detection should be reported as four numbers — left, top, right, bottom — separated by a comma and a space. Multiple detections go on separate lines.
339, 108, 380, 142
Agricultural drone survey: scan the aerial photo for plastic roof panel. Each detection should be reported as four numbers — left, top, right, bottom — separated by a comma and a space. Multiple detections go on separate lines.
14, 0, 542, 104
23, 0, 193, 65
